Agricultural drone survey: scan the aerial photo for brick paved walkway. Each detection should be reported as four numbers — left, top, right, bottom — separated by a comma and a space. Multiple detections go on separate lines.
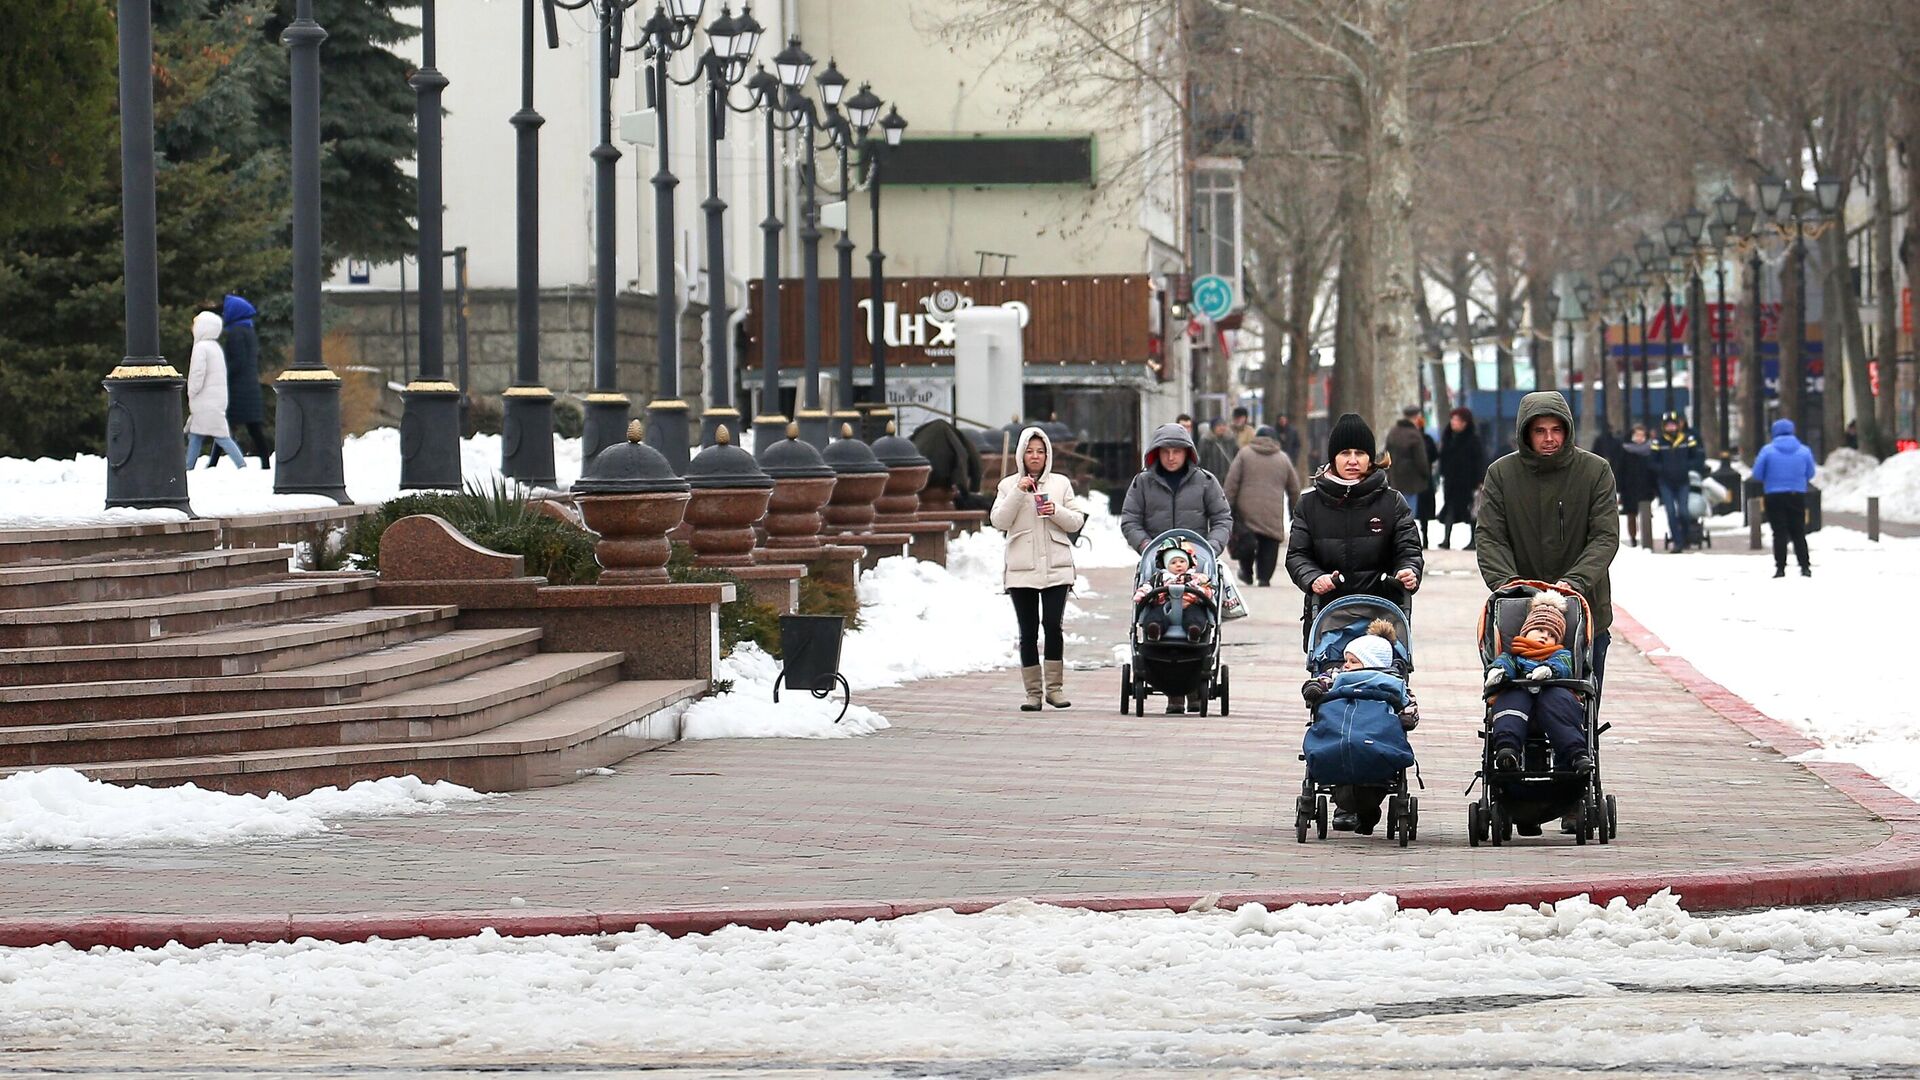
4, 550, 1901, 923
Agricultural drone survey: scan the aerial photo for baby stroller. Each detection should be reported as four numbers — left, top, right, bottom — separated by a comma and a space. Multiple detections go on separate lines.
1118, 529, 1229, 717
1682, 470, 1713, 549
1467, 581, 1619, 846
1295, 595, 1420, 846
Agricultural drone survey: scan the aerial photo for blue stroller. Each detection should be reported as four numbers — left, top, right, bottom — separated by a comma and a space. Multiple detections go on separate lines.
1118, 529, 1229, 717
1295, 595, 1420, 845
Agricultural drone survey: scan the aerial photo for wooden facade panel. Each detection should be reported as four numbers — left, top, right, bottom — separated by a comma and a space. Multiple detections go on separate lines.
742, 275, 1150, 369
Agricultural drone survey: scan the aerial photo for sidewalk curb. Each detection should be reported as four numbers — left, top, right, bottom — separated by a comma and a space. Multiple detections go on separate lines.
4, 607, 1914, 951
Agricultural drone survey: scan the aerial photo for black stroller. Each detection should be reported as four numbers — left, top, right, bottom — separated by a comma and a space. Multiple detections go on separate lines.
1467, 581, 1619, 846
1295, 594, 1420, 846
1118, 529, 1229, 717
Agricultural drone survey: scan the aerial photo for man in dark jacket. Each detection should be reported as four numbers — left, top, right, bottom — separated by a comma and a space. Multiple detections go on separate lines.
1439, 407, 1487, 549
1476, 391, 1620, 688
1199, 418, 1239, 482
1121, 423, 1233, 555
1383, 405, 1432, 528
1650, 411, 1706, 551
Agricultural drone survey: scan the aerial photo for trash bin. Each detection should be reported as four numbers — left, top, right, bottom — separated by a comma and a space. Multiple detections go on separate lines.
1805, 484, 1822, 533
773, 614, 851, 723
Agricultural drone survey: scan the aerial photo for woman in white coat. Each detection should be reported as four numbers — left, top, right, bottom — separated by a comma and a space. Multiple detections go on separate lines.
990, 426, 1086, 711
185, 310, 247, 469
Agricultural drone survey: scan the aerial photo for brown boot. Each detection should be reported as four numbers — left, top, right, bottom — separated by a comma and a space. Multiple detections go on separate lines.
1020, 665, 1044, 711
1043, 660, 1071, 709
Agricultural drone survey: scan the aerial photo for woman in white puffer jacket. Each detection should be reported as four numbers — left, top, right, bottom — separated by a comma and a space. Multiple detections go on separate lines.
990, 426, 1086, 711
185, 310, 247, 469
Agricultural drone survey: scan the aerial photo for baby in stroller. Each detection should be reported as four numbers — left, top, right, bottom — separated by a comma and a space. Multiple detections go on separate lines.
1484, 590, 1590, 779
1302, 619, 1421, 732
1297, 601, 1421, 842
1134, 544, 1216, 643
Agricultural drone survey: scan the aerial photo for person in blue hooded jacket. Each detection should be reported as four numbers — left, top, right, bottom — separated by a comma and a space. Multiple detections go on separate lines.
208, 293, 272, 468
1750, 418, 1817, 578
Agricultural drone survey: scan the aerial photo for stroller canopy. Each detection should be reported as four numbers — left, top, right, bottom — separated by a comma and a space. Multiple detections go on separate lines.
1308, 594, 1413, 674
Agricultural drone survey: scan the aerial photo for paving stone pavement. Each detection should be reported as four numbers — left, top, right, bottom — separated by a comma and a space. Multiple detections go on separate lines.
3, 550, 1889, 918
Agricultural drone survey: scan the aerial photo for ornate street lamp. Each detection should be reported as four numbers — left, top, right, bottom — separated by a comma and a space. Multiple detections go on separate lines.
501, 0, 564, 490
781, 47, 861, 448
399, 0, 461, 490
742, 62, 801, 454
859, 101, 908, 439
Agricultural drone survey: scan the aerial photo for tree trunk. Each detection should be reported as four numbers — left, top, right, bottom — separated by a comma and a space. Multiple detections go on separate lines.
1364, 0, 1418, 433
1908, 88, 1920, 444
1524, 236, 1555, 391
1872, 97, 1900, 456
1780, 241, 1804, 439
1828, 216, 1874, 459
1449, 251, 1480, 395
1739, 257, 1765, 465
1412, 281, 1452, 420
1690, 271, 1718, 454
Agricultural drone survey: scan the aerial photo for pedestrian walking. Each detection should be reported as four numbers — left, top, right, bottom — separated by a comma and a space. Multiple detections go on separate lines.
1199, 417, 1239, 482
1286, 412, 1422, 833
1384, 405, 1432, 529
990, 426, 1086, 712
1231, 406, 1255, 448
184, 310, 247, 469
1223, 424, 1301, 587
1438, 407, 1487, 549
1272, 413, 1303, 464
1750, 419, 1817, 578
1122, 422, 1234, 714
219, 293, 272, 468
1473, 391, 1621, 837
1650, 411, 1706, 551
1613, 424, 1656, 547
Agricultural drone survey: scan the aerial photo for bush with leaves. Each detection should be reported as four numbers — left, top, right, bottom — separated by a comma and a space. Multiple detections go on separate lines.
666, 545, 783, 658
342, 480, 598, 585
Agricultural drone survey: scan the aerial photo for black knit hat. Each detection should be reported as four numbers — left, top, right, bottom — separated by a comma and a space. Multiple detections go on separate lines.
1326, 412, 1375, 460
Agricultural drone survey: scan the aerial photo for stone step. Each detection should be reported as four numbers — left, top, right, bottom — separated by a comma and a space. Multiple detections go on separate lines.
0, 519, 221, 567
0, 546, 295, 610
22, 677, 703, 796
0, 606, 458, 686
0, 574, 378, 648
0, 651, 626, 767
0, 628, 543, 726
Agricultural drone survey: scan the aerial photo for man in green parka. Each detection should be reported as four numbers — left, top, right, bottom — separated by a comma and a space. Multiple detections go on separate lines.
1475, 391, 1621, 691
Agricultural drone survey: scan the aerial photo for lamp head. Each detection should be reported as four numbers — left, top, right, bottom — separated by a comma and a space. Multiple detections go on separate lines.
1661, 218, 1686, 251
1815, 174, 1842, 216
1713, 187, 1740, 227
1757, 172, 1786, 216
1733, 200, 1757, 237
816, 57, 848, 108
664, 0, 704, 26
881, 104, 908, 146
704, 7, 737, 60
845, 82, 883, 133
1683, 207, 1707, 244
1707, 219, 1729, 248
731, 3, 764, 58
1634, 234, 1656, 266
773, 35, 813, 89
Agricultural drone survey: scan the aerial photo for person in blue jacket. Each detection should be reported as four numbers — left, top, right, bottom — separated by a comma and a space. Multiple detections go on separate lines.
1750, 418, 1818, 578
1650, 412, 1707, 551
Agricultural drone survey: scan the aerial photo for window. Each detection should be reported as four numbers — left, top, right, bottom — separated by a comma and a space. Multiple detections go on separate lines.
1193, 167, 1241, 290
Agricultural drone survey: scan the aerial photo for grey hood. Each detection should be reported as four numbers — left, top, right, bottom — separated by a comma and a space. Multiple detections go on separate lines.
1142, 423, 1197, 469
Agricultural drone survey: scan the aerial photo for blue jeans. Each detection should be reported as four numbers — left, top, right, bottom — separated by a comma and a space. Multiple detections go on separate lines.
1656, 480, 1689, 547
186, 433, 246, 469
1591, 632, 1610, 695
1402, 491, 1421, 520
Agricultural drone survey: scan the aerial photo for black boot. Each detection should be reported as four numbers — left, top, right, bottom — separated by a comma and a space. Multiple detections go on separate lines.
1773, 566, 1786, 579
1331, 809, 1358, 832
1800, 565, 1812, 577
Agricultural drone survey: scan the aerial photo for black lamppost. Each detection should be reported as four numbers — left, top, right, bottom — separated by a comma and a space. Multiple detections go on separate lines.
1632, 235, 1657, 429
577, 0, 644, 464
829, 82, 885, 435
775, 39, 851, 449
744, 60, 801, 453
1752, 172, 1840, 445
1660, 217, 1689, 420
502, 0, 562, 489
1710, 188, 1741, 451
1596, 267, 1619, 434
682, 4, 762, 446
632, 0, 711, 471
399, 0, 461, 490
861, 104, 908, 439
103, 0, 191, 512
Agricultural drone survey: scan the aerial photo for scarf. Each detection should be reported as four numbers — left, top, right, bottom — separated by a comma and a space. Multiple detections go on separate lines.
1509, 637, 1562, 662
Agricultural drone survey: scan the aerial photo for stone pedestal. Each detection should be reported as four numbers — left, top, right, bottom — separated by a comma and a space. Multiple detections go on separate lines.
721, 564, 807, 614
757, 474, 837, 565
683, 487, 773, 569
577, 492, 690, 584
874, 463, 932, 527
823, 471, 889, 534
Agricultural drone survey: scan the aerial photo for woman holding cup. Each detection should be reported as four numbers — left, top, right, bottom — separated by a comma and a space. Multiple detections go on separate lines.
991, 426, 1086, 711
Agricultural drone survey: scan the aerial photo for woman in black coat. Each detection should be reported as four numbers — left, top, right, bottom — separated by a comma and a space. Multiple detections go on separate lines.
1613, 423, 1658, 547
1286, 413, 1423, 837
1436, 407, 1488, 549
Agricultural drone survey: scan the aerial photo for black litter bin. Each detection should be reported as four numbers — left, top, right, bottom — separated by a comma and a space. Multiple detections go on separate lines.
1805, 484, 1822, 533
774, 614, 851, 722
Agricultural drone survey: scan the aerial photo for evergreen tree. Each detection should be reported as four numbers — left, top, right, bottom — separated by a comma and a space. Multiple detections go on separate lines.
0, 1, 117, 234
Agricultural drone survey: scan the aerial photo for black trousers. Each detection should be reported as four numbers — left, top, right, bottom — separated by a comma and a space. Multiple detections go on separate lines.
1009, 584, 1070, 666
1237, 533, 1282, 586
204, 421, 272, 468
1764, 492, 1810, 571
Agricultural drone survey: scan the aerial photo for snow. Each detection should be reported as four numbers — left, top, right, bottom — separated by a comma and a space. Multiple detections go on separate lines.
0, 768, 490, 853
0, 429, 586, 528
1819, 447, 1920, 523
1611, 530, 1920, 801
4, 892, 1920, 1069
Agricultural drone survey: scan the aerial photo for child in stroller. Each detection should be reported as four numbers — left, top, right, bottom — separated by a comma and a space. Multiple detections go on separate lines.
1133, 545, 1216, 643
1118, 530, 1230, 717
1296, 597, 1420, 844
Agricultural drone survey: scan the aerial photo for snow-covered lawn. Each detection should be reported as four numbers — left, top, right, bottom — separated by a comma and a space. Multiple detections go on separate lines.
3, 892, 1918, 1069
1612, 529, 1920, 801
1820, 447, 1920, 522
0, 770, 489, 852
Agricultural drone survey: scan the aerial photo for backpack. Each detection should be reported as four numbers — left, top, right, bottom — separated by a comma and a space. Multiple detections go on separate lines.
1303, 673, 1416, 785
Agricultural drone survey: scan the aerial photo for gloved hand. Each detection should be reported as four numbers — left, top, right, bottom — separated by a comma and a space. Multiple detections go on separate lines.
1484, 667, 1506, 689
1527, 665, 1553, 682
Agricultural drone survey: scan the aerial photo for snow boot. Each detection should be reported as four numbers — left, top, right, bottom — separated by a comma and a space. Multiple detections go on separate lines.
1043, 660, 1071, 709
1020, 665, 1043, 712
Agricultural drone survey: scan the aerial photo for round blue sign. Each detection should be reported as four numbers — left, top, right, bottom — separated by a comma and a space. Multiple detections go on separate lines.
1192, 274, 1235, 319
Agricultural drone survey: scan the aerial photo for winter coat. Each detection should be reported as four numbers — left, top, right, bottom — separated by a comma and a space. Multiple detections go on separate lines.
1651, 425, 1707, 489
1384, 418, 1432, 494
1199, 432, 1239, 483
1286, 466, 1423, 615
1475, 392, 1621, 636
1223, 435, 1301, 541
1121, 423, 1234, 554
220, 294, 265, 425
1751, 419, 1817, 495
990, 426, 1086, 591
1274, 423, 1303, 463
185, 311, 232, 438
911, 418, 985, 499
1439, 421, 1488, 514
1614, 440, 1656, 508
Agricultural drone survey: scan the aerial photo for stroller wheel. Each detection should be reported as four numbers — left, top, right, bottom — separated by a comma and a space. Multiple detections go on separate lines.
1467, 801, 1483, 848
1294, 794, 1313, 844
1218, 665, 1230, 716
1315, 794, 1330, 840
1405, 796, 1419, 844
1606, 794, 1619, 840
1575, 792, 1594, 846
1489, 801, 1509, 847
1386, 794, 1403, 840
1119, 664, 1132, 714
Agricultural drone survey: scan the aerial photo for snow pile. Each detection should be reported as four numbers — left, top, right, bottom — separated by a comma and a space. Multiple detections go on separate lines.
0, 769, 490, 852
1074, 492, 1143, 568
5, 892, 1920, 1068
1819, 448, 1920, 523
0, 429, 586, 528
680, 644, 889, 740
1612, 531, 1920, 800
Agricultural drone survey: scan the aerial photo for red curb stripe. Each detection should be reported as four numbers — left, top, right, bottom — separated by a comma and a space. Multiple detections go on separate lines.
1, 606, 1913, 950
